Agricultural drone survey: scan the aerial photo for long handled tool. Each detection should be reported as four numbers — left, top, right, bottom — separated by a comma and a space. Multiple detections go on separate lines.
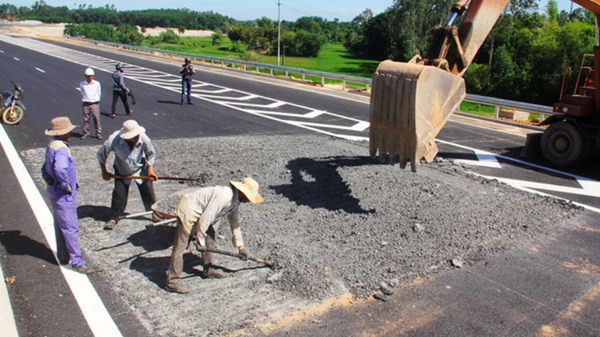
197, 246, 274, 268
119, 210, 153, 219
127, 90, 136, 105
114, 175, 198, 181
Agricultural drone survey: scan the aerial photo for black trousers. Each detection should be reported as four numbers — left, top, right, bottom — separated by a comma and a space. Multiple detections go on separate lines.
111, 90, 131, 115
110, 175, 156, 222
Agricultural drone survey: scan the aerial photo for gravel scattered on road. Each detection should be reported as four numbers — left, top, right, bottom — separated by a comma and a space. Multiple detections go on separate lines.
21, 134, 582, 336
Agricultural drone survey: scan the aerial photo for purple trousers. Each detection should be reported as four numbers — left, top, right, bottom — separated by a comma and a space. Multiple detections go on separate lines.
51, 195, 85, 267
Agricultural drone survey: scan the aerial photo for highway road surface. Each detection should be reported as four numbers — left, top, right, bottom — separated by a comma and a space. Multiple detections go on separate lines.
1, 34, 599, 336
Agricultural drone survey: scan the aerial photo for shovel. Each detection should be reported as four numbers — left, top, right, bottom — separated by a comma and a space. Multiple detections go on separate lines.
189, 241, 273, 268
114, 175, 198, 181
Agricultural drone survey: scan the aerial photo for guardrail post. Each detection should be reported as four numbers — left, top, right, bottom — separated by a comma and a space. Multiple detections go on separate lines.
270, 69, 273, 76
495, 106, 500, 119
285, 71, 289, 79
322, 77, 325, 86
342, 80, 346, 91
302, 74, 306, 82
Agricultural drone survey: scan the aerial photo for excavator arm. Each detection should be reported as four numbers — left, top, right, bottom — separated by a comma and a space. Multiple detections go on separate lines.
370, 0, 509, 171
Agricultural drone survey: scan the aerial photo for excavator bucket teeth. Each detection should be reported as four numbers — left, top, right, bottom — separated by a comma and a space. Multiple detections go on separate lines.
369, 60, 466, 171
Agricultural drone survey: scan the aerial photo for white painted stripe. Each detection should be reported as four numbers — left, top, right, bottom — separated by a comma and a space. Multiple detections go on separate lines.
12, 57, 19, 61
449, 158, 502, 168
489, 176, 600, 198
0, 259, 19, 337
577, 177, 600, 195
0, 124, 123, 337
477, 174, 600, 214
35, 67, 46, 73
288, 120, 367, 131
475, 152, 502, 168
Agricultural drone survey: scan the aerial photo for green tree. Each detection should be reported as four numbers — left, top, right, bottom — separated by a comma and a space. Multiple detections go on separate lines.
211, 29, 223, 46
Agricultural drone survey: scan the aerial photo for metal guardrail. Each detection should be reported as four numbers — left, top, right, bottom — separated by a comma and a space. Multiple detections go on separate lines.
75, 38, 372, 91
75, 37, 557, 128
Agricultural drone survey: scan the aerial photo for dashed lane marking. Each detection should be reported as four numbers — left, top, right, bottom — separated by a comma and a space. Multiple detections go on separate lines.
0, 123, 123, 336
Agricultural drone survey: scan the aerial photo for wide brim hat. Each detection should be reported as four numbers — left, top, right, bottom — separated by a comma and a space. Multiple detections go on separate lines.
119, 120, 146, 139
230, 177, 264, 204
45, 117, 78, 136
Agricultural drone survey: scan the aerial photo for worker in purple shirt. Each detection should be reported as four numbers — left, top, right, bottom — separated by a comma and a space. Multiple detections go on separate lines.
42, 117, 93, 274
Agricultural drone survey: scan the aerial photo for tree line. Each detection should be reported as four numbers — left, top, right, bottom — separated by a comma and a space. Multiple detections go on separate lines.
1, 1, 597, 105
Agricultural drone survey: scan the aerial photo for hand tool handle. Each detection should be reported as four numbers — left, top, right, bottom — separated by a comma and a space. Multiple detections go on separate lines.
114, 175, 198, 181
204, 247, 273, 267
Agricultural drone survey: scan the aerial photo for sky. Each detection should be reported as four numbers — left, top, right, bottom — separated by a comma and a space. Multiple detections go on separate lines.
5, 0, 583, 22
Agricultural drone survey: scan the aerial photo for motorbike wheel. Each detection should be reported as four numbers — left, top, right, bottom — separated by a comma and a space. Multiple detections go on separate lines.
2, 105, 24, 125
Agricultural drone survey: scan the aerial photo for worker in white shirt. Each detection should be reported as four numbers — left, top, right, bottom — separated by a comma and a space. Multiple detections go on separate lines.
80, 68, 102, 140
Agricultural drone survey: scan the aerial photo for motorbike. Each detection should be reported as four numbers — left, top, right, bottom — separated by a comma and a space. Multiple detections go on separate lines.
1, 81, 25, 125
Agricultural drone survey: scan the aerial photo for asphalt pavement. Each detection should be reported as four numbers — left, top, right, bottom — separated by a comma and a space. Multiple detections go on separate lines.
0, 34, 599, 336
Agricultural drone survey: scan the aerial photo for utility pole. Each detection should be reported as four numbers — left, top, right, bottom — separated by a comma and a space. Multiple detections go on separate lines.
278, 0, 281, 66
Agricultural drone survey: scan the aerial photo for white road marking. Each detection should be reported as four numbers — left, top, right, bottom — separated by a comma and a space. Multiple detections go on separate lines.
12, 57, 19, 61
0, 123, 123, 337
436, 139, 600, 210
35, 67, 45, 73
0, 258, 18, 337
0, 35, 367, 140
477, 174, 600, 214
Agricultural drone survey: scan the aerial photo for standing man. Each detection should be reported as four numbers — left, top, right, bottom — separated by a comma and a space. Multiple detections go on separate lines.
111, 63, 132, 118
165, 177, 263, 294
97, 120, 159, 230
80, 67, 102, 140
180, 58, 195, 105
42, 117, 93, 274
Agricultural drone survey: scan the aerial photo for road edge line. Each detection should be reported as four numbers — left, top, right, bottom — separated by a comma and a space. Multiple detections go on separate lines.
0, 123, 122, 337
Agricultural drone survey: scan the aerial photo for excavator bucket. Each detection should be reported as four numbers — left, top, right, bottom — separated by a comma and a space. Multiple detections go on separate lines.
369, 60, 466, 172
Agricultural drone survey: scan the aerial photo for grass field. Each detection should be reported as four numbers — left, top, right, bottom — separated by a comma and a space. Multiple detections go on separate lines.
143, 36, 381, 79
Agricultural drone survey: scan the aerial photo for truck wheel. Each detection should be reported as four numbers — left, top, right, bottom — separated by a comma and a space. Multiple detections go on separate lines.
540, 122, 588, 166
2, 105, 24, 125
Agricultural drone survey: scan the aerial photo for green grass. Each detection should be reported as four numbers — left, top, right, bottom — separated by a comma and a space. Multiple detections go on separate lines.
459, 101, 496, 117
142, 37, 380, 81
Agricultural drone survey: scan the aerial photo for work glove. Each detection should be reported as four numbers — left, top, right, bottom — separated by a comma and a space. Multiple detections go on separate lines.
239, 247, 248, 261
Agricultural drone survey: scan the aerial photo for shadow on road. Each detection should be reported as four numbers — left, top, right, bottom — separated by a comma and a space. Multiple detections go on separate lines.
0, 230, 57, 265
78, 205, 111, 221
271, 156, 380, 214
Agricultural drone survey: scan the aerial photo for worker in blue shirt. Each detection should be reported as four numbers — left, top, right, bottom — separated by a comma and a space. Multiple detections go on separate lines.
111, 63, 132, 118
97, 120, 159, 230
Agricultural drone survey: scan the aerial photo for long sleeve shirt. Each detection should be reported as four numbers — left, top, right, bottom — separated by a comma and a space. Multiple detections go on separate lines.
79, 79, 101, 103
174, 186, 243, 248
112, 70, 128, 92
42, 138, 77, 200
96, 130, 156, 185
180, 64, 195, 81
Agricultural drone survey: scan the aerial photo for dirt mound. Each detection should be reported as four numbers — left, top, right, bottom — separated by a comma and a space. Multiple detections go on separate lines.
21, 135, 581, 336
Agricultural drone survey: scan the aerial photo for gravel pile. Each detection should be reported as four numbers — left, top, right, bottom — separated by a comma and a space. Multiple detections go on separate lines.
21, 134, 582, 336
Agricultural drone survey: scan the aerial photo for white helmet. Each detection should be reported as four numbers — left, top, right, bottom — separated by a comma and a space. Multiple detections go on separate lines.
84, 68, 95, 76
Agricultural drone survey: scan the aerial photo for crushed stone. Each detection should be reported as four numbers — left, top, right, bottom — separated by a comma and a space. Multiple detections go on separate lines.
20, 134, 582, 336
